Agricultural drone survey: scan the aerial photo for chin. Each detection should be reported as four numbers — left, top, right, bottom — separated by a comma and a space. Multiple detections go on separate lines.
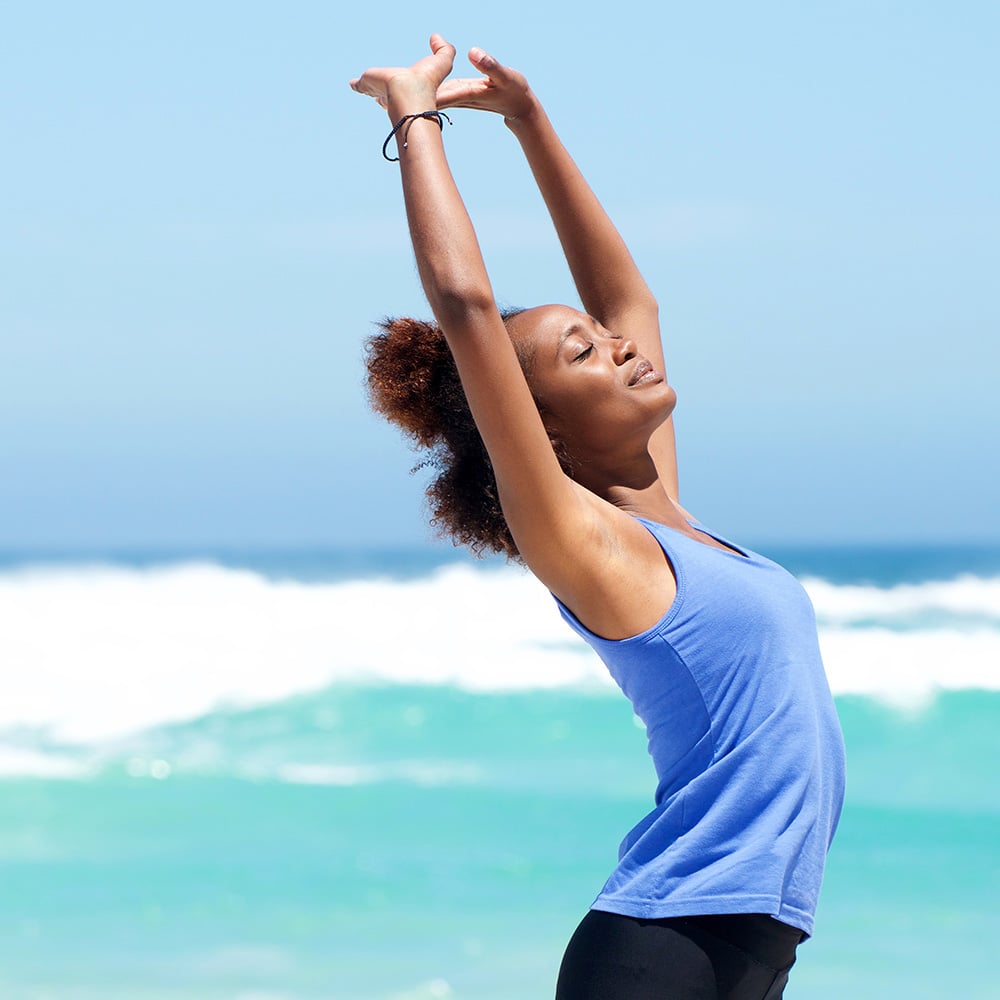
658, 383, 678, 418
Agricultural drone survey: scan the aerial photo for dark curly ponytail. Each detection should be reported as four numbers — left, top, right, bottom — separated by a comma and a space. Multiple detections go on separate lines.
364, 313, 530, 560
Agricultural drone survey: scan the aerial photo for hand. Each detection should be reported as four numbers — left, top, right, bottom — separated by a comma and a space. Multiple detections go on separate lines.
435, 47, 537, 123
350, 33, 456, 111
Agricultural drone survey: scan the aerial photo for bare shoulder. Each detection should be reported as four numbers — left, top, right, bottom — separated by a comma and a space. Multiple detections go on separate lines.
523, 485, 679, 642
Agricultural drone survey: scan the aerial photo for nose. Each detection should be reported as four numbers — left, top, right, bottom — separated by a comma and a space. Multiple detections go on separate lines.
612, 337, 637, 364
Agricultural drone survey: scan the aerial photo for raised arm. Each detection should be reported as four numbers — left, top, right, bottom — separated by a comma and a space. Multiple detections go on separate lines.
350, 37, 618, 589
438, 49, 679, 499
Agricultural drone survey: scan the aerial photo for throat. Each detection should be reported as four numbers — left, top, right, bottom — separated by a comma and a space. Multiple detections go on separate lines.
573, 454, 686, 529
605, 482, 683, 528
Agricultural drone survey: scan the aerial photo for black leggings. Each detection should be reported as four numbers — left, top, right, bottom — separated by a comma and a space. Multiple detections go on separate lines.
555, 910, 804, 1000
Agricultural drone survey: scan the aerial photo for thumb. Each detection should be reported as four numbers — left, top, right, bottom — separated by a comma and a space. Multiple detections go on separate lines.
468, 47, 509, 81
430, 33, 456, 59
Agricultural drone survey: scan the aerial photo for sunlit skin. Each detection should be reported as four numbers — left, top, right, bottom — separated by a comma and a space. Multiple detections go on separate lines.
507, 304, 678, 500
351, 36, 739, 641
350, 41, 836, 991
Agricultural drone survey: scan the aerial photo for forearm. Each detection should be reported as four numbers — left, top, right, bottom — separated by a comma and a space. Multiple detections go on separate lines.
386, 84, 497, 323
506, 101, 657, 326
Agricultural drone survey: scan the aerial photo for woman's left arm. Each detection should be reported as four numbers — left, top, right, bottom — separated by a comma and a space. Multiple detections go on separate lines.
438, 50, 679, 499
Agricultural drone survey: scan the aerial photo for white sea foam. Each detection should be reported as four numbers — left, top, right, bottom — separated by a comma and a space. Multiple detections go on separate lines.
271, 760, 483, 787
803, 575, 1000, 625
0, 746, 95, 779
0, 561, 603, 744
1, 561, 997, 749
389, 980, 453, 1000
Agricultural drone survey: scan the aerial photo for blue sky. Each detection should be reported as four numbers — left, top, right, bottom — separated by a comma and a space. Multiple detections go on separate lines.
2, 2, 997, 549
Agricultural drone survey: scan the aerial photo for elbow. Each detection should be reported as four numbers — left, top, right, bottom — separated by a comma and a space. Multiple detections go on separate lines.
417, 256, 496, 321
428, 284, 497, 325
637, 290, 660, 316
629, 293, 660, 331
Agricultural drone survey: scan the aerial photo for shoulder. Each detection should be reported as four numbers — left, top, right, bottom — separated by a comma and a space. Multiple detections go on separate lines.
525, 486, 679, 642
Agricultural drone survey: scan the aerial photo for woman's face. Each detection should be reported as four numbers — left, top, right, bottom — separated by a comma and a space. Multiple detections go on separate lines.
507, 304, 677, 463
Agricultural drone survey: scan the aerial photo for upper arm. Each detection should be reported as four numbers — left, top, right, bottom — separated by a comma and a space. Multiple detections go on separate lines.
441, 301, 680, 639
599, 301, 680, 502
648, 415, 680, 503
508, 110, 680, 500
437, 301, 609, 576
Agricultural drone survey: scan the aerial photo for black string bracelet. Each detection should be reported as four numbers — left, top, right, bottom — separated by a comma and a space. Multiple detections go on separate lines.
382, 111, 452, 162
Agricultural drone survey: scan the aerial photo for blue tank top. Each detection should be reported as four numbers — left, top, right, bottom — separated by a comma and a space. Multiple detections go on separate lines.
554, 517, 846, 937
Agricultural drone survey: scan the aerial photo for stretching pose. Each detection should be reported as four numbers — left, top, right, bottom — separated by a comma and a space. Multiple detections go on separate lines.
351, 36, 845, 1000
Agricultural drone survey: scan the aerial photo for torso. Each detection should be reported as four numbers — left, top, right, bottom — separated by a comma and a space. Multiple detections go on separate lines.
546, 489, 737, 642
550, 517, 847, 935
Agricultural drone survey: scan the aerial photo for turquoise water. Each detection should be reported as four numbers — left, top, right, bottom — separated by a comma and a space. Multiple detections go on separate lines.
0, 546, 998, 998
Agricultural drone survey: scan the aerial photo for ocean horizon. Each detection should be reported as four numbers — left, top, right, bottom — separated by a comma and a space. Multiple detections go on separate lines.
1, 540, 997, 998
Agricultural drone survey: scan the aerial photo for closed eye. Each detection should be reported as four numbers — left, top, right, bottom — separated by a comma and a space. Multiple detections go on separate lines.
573, 345, 594, 362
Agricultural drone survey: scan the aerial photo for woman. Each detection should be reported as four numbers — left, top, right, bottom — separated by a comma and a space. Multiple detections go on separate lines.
351, 36, 845, 1000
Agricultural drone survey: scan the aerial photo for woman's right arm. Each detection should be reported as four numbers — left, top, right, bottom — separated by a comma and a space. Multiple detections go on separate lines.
351, 38, 616, 586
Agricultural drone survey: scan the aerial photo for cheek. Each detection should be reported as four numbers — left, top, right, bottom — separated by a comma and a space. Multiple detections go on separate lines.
536, 382, 600, 431
559, 396, 633, 452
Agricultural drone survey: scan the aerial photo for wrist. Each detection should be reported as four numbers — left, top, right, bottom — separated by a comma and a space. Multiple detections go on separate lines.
503, 92, 544, 133
385, 75, 437, 119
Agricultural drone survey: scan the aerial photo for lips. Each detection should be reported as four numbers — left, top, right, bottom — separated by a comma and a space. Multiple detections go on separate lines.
628, 358, 655, 386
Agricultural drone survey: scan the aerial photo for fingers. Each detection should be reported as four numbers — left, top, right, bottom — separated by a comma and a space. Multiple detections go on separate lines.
468, 46, 510, 82
428, 32, 456, 73
435, 77, 490, 110
348, 73, 388, 109
349, 74, 375, 98
429, 32, 454, 56
348, 36, 453, 99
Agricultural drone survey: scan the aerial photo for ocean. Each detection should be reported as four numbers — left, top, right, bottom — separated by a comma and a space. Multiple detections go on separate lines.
0, 541, 997, 999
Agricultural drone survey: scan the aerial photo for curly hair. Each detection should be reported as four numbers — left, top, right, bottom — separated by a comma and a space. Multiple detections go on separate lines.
364, 312, 569, 561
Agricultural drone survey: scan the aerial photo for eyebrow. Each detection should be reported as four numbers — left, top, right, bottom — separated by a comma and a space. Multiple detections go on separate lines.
554, 316, 601, 359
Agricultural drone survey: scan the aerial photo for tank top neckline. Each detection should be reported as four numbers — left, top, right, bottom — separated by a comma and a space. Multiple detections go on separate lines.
634, 514, 752, 561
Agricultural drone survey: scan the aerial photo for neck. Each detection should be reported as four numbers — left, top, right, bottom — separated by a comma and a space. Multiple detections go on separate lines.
571, 450, 686, 527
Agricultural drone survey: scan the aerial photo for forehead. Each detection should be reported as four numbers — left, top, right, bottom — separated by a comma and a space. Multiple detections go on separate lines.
508, 304, 594, 358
